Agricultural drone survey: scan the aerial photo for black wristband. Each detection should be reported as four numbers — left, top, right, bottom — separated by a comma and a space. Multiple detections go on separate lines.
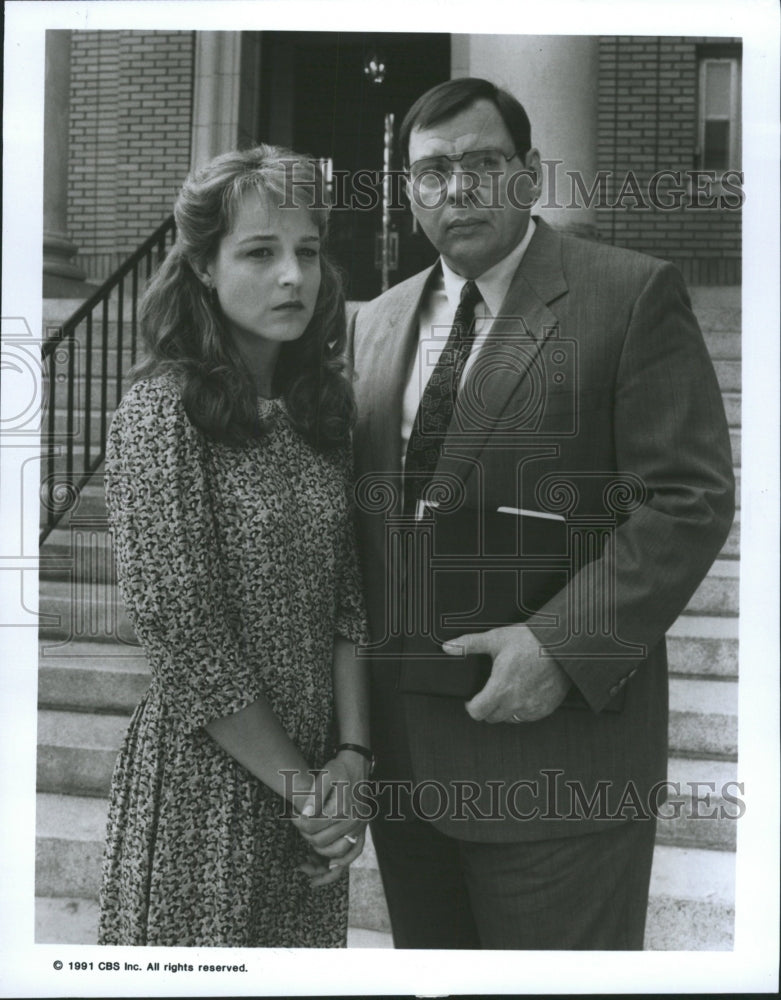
335, 743, 376, 777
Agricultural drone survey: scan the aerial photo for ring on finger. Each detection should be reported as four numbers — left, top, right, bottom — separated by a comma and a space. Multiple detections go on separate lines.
343, 834, 358, 845
511, 712, 523, 723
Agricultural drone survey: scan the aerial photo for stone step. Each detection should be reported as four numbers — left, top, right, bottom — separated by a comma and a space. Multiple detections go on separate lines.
37, 571, 739, 688
39, 481, 108, 535
41, 393, 739, 473
39, 527, 115, 583
37, 580, 137, 646
37, 710, 129, 796
34, 894, 394, 948
35, 792, 734, 949
45, 342, 141, 373
713, 359, 740, 393
35, 792, 397, 943
656, 756, 740, 851
36, 673, 737, 803
729, 428, 741, 466
39, 445, 109, 474
64, 481, 108, 516
688, 286, 740, 332
36, 792, 388, 906
703, 330, 741, 359
38, 642, 148, 713
33, 584, 738, 696
729, 427, 742, 466
342, 837, 738, 949
38, 453, 114, 530
666, 614, 738, 679
720, 509, 740, 557
44, 283, 158, 328
37, 578, 739, 682
40, 490, 741, 569
58, 529, 741, 606
645, 845, 734, 950
684, 559, 739, 616
347, 926, 394, 947
40, 427, 122, 465
38, 533, 741, 599
42, 380, 128, 427
36, 793, 108, 898
350, 838, 735, 949
42, 350, 134, 392
349, 828, 391, 936
43, 390, 739, 455
35, 896, 100, 945
722, 392, 740, 428
43, 299, 95, 326
668, 677, 737, 759
46, 409, 120, 450
40, 474, 742, 560
35, 742, 742, 867
40, 505, 742, 581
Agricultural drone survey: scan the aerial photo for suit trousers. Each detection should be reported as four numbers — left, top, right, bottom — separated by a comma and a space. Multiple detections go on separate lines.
370, 812, 657, 950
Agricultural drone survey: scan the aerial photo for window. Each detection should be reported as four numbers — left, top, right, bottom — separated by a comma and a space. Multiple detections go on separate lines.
698, 52, 741, 173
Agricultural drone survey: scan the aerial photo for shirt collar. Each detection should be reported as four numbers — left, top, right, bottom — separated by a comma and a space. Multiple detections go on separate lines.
440, 217, 537, 316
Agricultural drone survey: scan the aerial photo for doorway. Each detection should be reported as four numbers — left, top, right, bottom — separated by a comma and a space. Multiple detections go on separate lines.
258, 32, 451, 300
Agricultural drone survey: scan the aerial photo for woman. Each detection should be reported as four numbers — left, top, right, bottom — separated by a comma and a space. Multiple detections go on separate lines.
97, 146, 371, 948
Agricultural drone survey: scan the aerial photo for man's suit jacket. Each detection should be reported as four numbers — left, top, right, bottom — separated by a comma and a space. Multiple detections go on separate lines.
349, 218, 734, 842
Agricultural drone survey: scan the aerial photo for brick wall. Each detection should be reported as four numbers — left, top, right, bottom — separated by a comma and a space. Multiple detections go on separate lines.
69, 31, 194, 282
65, 33, 741, 286
597, 36, 741, 285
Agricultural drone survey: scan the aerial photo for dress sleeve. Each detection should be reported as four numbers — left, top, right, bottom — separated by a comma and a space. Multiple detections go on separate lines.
334, 443, 370, 647
104, 378, 265, 733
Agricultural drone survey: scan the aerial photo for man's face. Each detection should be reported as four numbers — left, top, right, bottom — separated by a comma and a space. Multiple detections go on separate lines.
406, 98, 540, 278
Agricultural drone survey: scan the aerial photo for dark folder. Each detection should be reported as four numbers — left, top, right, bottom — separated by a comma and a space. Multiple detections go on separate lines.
397, 504, 569, 698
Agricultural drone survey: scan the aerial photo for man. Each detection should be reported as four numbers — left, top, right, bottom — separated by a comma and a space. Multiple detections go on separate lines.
348, 78, 734, 950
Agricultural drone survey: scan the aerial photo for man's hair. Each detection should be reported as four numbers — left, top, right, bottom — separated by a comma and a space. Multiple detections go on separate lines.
399, 78, 532, 165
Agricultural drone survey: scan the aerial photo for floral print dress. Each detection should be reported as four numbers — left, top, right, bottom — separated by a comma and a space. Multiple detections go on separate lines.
97, 375, 368, 947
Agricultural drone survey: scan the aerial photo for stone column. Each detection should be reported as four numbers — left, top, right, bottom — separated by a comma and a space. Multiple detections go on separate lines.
466, 35, 599, 238
43, 30, 88, 294
190, 32, 244, 171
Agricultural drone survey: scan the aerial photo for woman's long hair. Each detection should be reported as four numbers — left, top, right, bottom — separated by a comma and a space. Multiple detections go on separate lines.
133, 145, 354, 449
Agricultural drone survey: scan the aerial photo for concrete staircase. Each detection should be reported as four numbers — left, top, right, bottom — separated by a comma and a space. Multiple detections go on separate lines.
36, 287, 741, 949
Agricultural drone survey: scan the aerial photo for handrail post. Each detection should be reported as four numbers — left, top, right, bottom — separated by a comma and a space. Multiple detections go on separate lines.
39, 214, 176, 545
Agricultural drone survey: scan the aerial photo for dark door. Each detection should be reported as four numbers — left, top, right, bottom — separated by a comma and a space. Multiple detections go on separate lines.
259, 32, 451, 301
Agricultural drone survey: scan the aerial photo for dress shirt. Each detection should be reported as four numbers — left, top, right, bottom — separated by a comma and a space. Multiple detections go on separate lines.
401, 218, 537, 462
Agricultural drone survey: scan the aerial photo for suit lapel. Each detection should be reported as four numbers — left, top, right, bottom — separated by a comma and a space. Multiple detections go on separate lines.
437, 219, 569, 490
358, 265, 437, 480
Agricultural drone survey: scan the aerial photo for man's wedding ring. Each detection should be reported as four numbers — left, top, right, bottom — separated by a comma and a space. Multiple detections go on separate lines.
343, 834, 358, 845
511, 713, 523, 723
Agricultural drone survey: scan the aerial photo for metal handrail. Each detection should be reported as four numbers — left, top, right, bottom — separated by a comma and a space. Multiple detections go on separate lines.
39, 215, 176, 544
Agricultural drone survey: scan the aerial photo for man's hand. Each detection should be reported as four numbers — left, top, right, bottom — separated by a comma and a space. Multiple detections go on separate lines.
443, 625, 572, 724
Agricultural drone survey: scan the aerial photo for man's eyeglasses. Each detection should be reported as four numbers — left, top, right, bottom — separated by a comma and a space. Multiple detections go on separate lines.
407, 148, 519, 186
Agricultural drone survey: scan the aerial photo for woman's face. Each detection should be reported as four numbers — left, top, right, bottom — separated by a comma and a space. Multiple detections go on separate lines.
207, 189, 322, 353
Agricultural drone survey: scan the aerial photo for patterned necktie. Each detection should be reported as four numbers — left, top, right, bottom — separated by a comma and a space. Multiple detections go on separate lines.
404, 279, 483, 514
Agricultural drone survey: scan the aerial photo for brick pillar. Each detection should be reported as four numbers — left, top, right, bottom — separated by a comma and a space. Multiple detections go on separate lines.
43, 30, 88, 295
465, 35, 599, 238
190, 32, 243, 170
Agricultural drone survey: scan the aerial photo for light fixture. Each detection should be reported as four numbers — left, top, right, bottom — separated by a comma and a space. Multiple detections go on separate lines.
363, 51, 387, 85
